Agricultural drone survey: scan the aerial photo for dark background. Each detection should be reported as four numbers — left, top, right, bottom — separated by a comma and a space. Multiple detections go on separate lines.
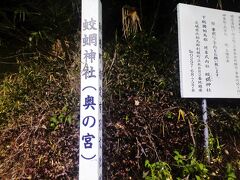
101, 0, 240, 41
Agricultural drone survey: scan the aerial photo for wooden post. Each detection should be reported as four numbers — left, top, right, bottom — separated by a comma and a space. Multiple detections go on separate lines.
80, 0, 103, 179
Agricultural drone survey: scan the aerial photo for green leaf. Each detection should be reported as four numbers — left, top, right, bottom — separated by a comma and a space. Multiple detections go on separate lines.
58, 113, 65, 122
50, 115, 57, 123
195, 175, 201, 180
65, 115, 72, 124
145, 160, 150, 167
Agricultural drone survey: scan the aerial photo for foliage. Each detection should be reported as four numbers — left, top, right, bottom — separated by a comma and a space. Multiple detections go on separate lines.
0, 63, 44, 123
143, 147, 210, 180
0, 0, 80, 59
208, 133, 223, 163
225, 163, 237, 180
49, 106, 73, 130
144, 160, 172, 180
165, 111, 175, 120
173, 148, 209, 179
104, 33, 172, 104
143, 145, 240, 180
0, 48, 80, 178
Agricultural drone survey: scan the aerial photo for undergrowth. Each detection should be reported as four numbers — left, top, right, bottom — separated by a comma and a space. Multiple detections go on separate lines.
103, 33, 240, 179
0, 41, 80, 178
0, 31, 240, 179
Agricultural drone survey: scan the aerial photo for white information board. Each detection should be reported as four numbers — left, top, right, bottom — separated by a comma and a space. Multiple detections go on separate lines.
178, 3, 240, 98
80, 0, 102, 179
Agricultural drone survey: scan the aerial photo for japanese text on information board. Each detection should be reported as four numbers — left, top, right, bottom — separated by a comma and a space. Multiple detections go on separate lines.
178, 3, 240, 98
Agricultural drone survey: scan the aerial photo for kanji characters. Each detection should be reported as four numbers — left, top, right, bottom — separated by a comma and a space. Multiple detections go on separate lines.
82, 133, 95, 149
84, 49, 96, 63
83, 34, 97, 46
83, 18, 97, 30
82, 64, 96, 79
83, 95, 96, 110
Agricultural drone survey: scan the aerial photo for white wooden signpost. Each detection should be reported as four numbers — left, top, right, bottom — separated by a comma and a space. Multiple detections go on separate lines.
177, 3, 240, 162
80, 0, 102, 179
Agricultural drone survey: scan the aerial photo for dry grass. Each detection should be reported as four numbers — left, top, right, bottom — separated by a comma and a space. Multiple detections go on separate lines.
0, 34, 80, 179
